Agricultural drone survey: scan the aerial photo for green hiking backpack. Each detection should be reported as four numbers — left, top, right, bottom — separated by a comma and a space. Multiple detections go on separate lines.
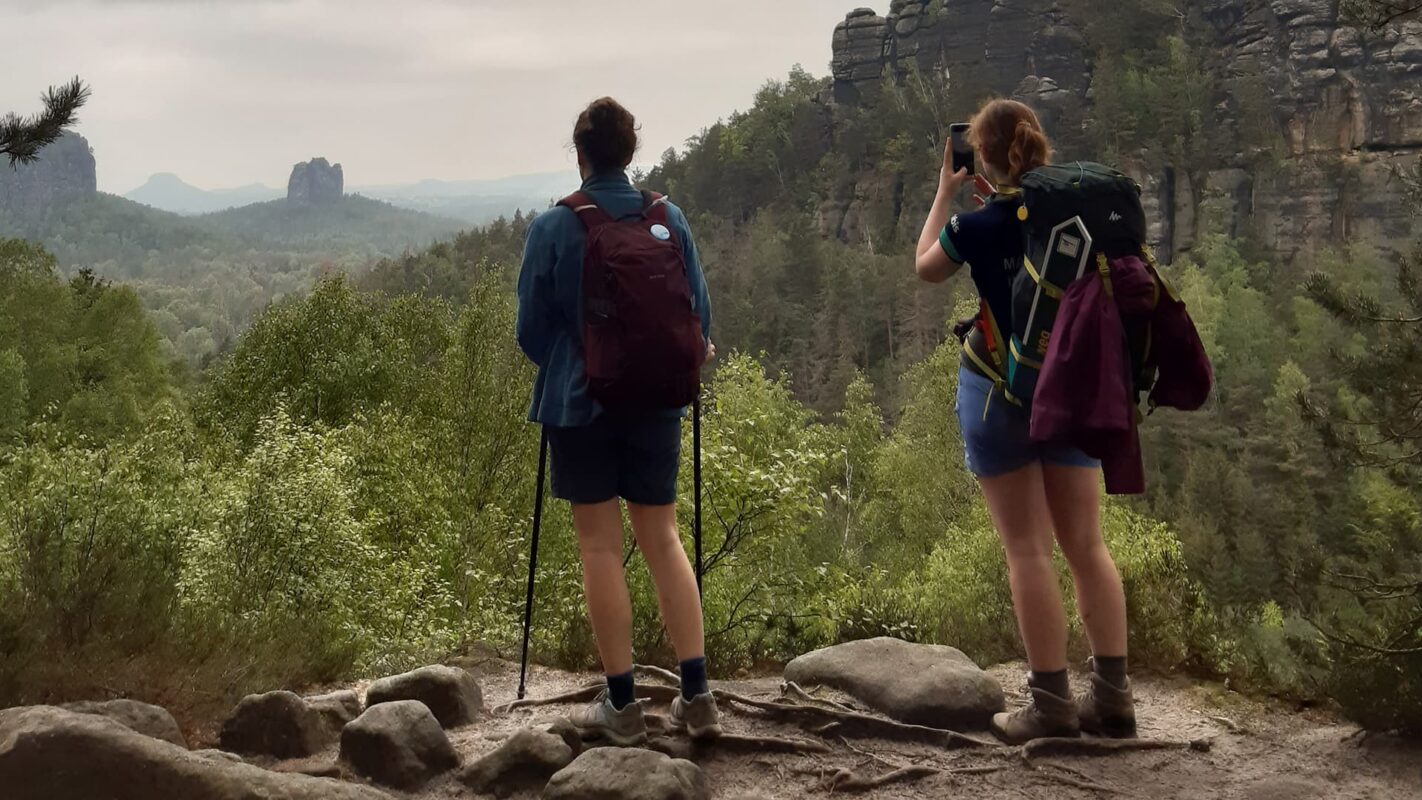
1000, 162, 1150, 406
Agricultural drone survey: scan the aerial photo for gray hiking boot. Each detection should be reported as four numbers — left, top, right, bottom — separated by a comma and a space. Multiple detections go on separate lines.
670, 692, 723, 740
990, 686, 1081, 745
568, 692, 648, 746
1077, 671, 1137, 739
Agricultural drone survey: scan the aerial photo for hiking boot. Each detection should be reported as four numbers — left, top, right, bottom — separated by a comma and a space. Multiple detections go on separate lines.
990, 687, 1080, 745
568, 692, 648, 746
1077, 671, 1137, 739
671, 692, 723, 740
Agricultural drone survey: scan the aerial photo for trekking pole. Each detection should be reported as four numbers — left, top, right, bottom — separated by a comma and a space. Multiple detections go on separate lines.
693, 393, 703, 598
517, 427, 550, 701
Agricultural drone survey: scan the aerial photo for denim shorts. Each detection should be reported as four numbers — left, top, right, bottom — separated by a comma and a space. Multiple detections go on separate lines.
547, 413, 682, 506
955, 366, 1100, 478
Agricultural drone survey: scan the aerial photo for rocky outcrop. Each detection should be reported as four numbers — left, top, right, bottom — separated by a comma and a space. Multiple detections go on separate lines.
365, 664, 483, 728
60, 699, 187, 748
338, 701, 459, 789
288, 157, 344, 205
0, 132, 97, 212
0, 706, 391, 800
828, 0, 1422, 263
784, 637, 1005, 730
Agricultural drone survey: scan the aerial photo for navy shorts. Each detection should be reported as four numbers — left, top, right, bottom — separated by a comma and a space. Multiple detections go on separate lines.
955, 366, 1100, 478
547, 413, 682, 506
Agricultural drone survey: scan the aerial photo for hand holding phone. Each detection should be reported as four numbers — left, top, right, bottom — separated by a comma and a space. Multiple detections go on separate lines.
950, 123, 975, 176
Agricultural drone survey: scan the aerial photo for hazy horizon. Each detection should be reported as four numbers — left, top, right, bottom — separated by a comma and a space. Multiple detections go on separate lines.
2, 0, 859, 194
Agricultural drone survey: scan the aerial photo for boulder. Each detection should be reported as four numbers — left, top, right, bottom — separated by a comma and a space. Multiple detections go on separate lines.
461, 718, 580, 797
339, 700, 459, 789
306, 690, 362, 736
365, 664, 482, 728
61, 698, 186, 748
543, 747, 707, 800
219, 690, 328, 759
784, 637, 1004, 730
0, 706, 392, 800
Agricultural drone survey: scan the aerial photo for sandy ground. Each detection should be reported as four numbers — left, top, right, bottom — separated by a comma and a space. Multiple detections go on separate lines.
242, 655, 1422, 800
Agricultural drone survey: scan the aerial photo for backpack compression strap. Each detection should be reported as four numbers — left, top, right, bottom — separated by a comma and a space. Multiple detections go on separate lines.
558, 192, 615, 229
640, 190, 672, 224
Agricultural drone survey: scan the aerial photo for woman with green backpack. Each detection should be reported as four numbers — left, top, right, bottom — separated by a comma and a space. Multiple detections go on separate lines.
912, 99, 1137, 744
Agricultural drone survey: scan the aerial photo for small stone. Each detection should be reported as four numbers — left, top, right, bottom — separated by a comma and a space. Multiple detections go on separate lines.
543, 747, 707, 800
340, 700, 459, 789
218, 690, 327, 759
60, 699, 186, 748
460, 723, 578, 797
366, 665, 483, 728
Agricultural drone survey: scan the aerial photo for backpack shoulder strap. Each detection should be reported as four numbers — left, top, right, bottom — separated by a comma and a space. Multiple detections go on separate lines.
640, 190, 672, 224
558, 192, 614, 229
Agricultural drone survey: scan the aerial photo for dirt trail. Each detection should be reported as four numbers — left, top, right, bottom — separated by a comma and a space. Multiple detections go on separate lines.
262, 657, 1420, 800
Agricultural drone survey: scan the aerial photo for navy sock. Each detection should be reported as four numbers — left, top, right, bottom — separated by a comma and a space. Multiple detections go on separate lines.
680, 657, 708, 700
1029, 669, 1071, 700
1093, 656, 1129, 689
606, 670, 636, 711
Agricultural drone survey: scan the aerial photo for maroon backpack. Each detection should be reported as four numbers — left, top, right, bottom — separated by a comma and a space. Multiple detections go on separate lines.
559, 190, 706, 411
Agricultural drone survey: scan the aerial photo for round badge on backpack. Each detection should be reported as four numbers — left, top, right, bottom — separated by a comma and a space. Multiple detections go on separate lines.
650, 224, 672, 241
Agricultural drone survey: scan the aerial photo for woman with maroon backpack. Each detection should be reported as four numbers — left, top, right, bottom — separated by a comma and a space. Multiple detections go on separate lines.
516, 97, 719, 746
912, 99, 1138, 744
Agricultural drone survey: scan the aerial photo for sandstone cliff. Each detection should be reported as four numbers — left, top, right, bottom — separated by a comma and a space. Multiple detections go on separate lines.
0, 132, 97, 213
288, 157, 344, 205
829, 0, 1422, 263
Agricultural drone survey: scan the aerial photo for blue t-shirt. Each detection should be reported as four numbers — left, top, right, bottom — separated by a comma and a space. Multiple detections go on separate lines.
516, 171, 713, 427
939, 194, 1025, 376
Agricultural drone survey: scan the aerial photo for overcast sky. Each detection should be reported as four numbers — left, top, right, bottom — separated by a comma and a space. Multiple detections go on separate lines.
2, 0, 860, 193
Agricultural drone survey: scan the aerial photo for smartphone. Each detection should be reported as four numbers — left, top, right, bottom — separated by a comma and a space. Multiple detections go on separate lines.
949, 123, 974, 176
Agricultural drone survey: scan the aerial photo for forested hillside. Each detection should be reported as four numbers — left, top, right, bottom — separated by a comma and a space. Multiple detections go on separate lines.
0, 181, 463, 363
1, 0, 1419, 738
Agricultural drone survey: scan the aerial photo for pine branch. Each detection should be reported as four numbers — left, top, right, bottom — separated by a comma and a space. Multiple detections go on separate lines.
0, 77, 91, 167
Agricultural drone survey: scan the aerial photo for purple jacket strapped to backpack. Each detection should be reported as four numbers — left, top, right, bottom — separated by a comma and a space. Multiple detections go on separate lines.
1030, 254, 1213, 495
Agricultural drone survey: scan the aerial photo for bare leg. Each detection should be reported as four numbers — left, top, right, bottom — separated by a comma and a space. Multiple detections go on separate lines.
627, 502, 705, 662
573, 500, 634, 676
1043, 464, 1127, 658
979, 464, 1069, 672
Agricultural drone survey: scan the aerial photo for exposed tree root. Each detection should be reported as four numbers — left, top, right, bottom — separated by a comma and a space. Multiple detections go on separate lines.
782, 681, 859, 713
1029, 765, 1124, 795
820, 765, 941, 792
713, 690, 1000, 749
1208, 715, 1247, 734
809, 763, 1005, 793
494, 682, 680, 713
635, 664, 683, 686
1022, 736, 1192, 761
649, 732, 832, 760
